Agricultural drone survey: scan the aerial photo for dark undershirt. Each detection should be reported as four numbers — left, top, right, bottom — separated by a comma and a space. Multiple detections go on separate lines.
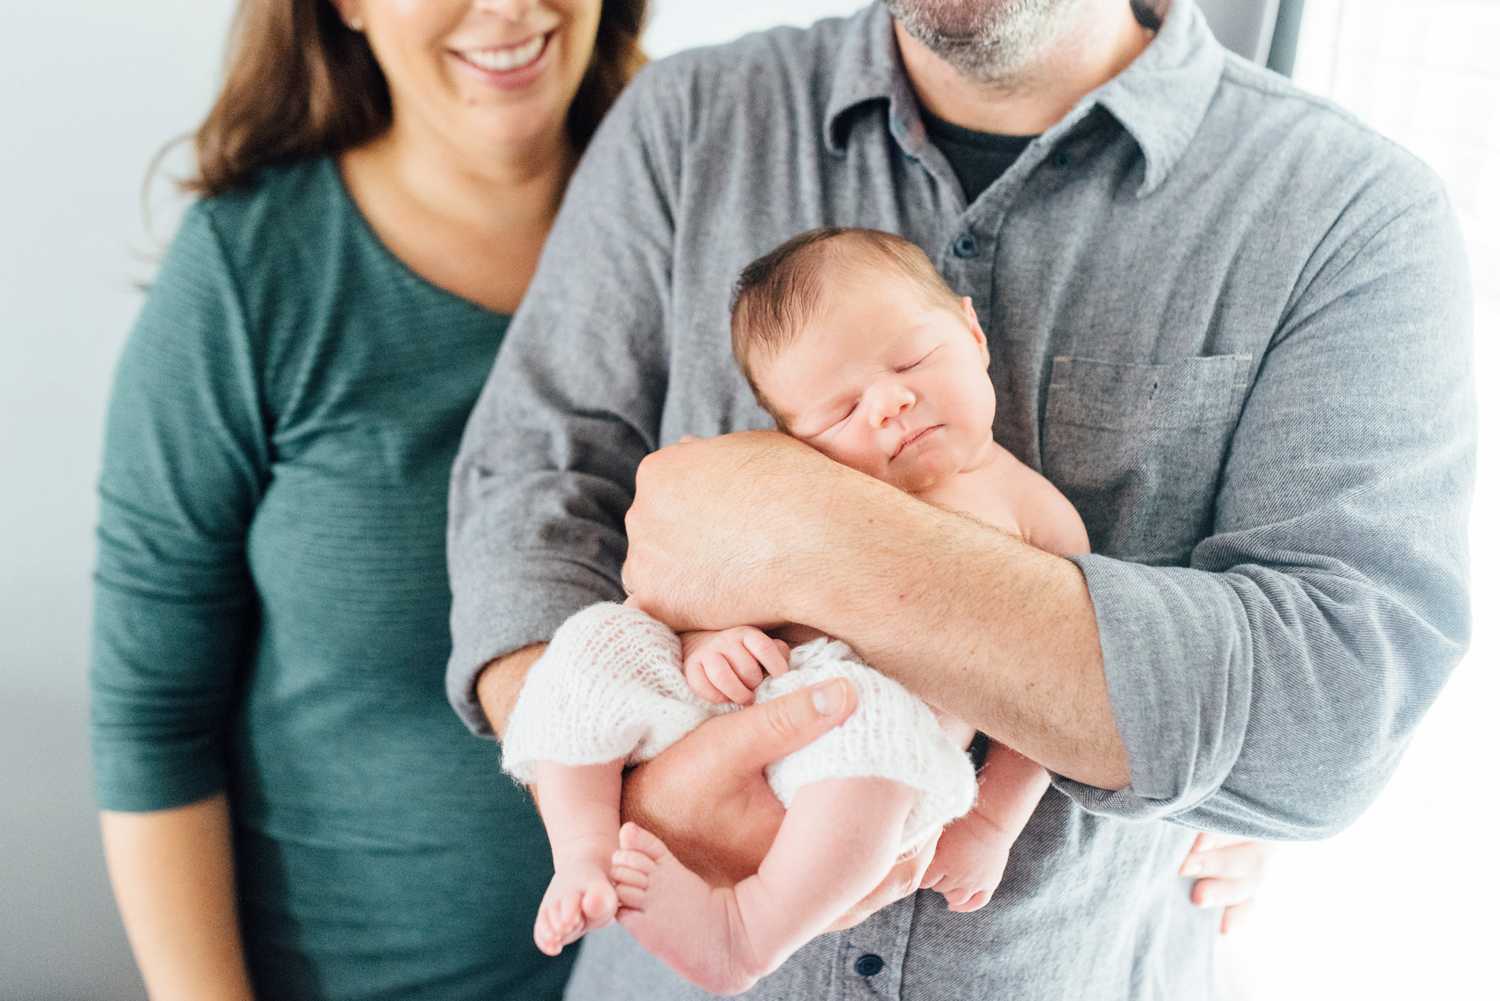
921, 0, 1159, 202
920, 109, 1038, 203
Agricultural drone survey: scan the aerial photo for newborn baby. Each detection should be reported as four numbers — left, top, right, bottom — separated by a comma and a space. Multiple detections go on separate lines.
501, 227, 1090, 995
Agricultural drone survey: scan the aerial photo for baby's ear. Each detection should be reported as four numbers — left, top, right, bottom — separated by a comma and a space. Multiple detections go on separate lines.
960, 296, 990, 360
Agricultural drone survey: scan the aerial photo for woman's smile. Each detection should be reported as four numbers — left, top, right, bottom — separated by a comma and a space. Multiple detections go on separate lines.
450, 31, 554, 89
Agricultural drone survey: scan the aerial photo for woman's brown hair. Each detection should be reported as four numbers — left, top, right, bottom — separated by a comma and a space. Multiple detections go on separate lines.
181, 0, 649, 198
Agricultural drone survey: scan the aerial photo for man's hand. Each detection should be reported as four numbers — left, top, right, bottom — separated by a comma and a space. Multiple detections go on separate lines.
622, 431, 852, 631
620, 677, 856, 885
1179, 832, 1275, 935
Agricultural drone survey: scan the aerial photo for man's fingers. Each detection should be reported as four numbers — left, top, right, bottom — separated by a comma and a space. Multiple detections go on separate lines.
1181, 841, 1270, 882
710, 679, 856, 774
1220, 900, 1253, 936
1190, 876, 1254, 909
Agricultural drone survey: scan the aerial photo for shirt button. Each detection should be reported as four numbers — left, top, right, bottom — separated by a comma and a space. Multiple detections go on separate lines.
1052, 149, 1073, 168
952, 233, 979, 258
854, 953, 885, 977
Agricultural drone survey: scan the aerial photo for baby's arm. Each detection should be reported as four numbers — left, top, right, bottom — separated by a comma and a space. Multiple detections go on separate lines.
924, 452, 1090, 909
680, 626, 791, 705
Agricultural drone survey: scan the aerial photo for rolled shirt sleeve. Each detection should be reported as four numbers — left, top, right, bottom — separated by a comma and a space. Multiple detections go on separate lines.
1052, 179, 1476, 839
91, 206, 269, 812
446, 64, 680, 736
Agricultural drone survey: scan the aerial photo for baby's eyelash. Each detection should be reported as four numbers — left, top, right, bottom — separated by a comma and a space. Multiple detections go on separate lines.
822, 403, 856, 433
897, 349, 937, 372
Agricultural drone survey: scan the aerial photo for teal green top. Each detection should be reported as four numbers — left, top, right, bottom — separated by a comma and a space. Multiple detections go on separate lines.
90, 157, 570, 1000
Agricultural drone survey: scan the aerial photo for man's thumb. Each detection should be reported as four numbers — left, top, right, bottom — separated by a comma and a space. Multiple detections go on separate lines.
724, 679, 856, 771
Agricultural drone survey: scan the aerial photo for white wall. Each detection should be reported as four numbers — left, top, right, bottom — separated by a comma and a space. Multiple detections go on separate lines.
1224, 3, 1500, 997
0, 3, 865, 998
1, 4, 239, 998
1, 2, 1491, 999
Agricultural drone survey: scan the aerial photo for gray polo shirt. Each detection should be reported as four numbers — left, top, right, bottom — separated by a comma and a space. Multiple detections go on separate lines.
447, 2, 1474, 998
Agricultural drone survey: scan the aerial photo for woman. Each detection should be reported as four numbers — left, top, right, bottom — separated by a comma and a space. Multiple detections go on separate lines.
90, 1, 1268, 998
91, 2, 646, 998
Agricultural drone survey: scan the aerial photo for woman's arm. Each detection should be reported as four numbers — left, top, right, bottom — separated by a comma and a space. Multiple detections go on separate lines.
101, 796, 255, 1001
91, 204, 269, 991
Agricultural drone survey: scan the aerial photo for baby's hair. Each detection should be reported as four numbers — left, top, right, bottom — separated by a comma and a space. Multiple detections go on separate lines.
729, 228, 962, 426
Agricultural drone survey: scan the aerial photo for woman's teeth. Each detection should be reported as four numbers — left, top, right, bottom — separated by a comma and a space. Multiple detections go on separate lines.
461, 34, 546, 72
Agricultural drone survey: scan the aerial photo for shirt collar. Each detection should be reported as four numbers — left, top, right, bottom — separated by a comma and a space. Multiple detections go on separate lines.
823, 1, 1226, 198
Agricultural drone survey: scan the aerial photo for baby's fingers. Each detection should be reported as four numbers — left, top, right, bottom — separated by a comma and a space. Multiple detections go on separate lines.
742, 631, 790, 678
684, 659, 733, 704
723, 643, 769, 693
705, 652, 755, 705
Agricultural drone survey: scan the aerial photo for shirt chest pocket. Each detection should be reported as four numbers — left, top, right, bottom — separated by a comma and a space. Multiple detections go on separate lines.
1041, 353, 1252, 564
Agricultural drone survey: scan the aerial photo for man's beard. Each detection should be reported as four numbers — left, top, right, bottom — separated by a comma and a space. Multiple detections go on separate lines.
884, 0, 1086, 84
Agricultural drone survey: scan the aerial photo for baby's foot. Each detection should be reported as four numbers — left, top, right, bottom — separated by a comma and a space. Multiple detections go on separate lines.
920, 811, 1015, 912
534, 839, 619, 956
611, 822, 764, 996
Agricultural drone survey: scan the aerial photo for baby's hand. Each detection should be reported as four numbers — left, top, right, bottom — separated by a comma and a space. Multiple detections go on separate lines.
680, 627, 791, 705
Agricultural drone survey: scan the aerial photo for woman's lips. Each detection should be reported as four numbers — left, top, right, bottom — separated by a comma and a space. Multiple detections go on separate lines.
892, 424, 942, 460
450, 32, 553, 89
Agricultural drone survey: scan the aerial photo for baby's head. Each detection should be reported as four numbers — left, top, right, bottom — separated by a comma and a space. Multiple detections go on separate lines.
731, 227, 996, 494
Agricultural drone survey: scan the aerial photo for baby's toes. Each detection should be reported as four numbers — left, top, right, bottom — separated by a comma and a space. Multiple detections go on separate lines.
618, 821, 668, 860
534, 896, 575, 955
615, 882, 648, 910
945, 887, 992, 913
611, 853, 652, 889
581, 880, 619, 928
548, 889, 586, 935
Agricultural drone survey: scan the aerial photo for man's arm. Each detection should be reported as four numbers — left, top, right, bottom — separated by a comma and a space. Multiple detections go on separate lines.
624, 175, 1475, 839
473, 645, 545, 741
445, 59, 681, 734
626, 440, 1127, 786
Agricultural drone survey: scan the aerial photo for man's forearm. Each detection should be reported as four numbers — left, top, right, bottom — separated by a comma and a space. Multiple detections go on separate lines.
475, 643, 546, 738
789, 470, 1129, 790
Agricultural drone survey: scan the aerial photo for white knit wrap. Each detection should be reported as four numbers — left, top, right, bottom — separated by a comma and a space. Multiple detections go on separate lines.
501, 603, 976, 855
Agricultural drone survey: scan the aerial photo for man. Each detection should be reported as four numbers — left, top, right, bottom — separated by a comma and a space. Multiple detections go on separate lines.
447, 1, 1474, 997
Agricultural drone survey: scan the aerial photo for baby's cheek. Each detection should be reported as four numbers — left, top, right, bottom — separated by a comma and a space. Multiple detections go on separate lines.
821, 438, 884, 481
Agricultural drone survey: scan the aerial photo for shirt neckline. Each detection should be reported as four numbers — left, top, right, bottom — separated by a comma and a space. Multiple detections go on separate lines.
322, 155, 514, 324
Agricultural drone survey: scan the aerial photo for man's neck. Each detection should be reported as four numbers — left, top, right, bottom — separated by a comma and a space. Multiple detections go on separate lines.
894, 0, 1158, 136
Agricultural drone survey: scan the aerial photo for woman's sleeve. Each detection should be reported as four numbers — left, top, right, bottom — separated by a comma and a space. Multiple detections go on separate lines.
90, 205, 270, 812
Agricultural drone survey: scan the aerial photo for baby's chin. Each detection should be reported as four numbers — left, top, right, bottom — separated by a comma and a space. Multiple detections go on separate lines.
887, 449, 960, 494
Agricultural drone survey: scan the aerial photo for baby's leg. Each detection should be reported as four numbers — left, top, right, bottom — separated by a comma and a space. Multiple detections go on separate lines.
532, 759, 626, 956
930, 706, 977, 755
923, 739, 1052, 911
613, 777, 915, 996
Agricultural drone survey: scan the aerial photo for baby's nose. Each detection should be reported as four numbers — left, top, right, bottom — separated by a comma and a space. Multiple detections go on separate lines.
868, 383, 916, 427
